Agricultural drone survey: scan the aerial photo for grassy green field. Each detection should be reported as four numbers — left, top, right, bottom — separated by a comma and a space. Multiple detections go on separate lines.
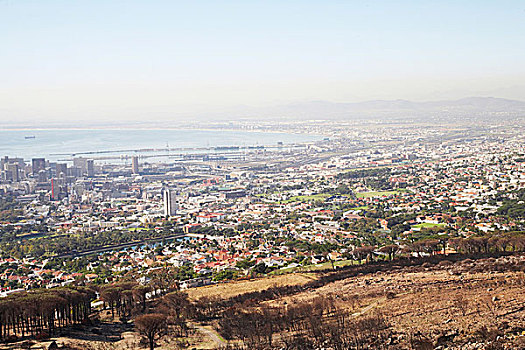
260, 189, 406, 203
341, 165, 392, 173
257, 193, 336, 204
412, 222, 446, 229
356, 190, 400, 198
349, 205, 369, 210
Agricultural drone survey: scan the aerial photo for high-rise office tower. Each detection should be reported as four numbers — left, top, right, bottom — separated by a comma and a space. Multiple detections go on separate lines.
4, 163, 20, 182
51, 176, 67, 201
132, 156, 139, 174
69, 167, 82, 178
32, 158, 46, 176
74, 157, 95, 177
73, 157, 86, 172
87, 159, 94, 177
37, 169, 48, 183
163, 188, 178, 217
56, 163, 68, 177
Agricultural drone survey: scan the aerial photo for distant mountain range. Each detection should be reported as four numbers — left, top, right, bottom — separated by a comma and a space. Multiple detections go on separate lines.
231, 97, 525, 121
2, 97, 524, 128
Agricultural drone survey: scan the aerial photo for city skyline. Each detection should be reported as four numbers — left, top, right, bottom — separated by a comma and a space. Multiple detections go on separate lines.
2, 1, 525, 348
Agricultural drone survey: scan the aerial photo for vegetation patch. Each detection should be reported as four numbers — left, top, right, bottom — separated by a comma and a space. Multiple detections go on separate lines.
356, 190, 400, 198
412, 222, 447, 229
186, 273, 316, 301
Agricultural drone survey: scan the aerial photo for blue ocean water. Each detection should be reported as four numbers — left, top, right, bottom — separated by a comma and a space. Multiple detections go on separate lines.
0, 129, 321, 162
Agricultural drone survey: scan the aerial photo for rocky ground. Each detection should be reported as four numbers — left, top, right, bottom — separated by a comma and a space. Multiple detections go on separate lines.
271, 254, 525, 349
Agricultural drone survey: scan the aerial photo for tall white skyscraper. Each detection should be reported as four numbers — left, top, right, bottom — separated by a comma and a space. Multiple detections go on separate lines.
132, 156, 139, 174
163, 188, 178, 217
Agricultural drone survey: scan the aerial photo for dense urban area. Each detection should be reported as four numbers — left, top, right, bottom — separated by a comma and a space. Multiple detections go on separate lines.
1, 120, 525, 349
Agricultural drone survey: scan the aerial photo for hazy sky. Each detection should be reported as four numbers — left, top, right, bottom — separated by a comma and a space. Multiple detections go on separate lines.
1, 0, 524, 122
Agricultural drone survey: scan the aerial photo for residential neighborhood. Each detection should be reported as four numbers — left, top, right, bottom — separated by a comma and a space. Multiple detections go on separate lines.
1, 122, 524, 296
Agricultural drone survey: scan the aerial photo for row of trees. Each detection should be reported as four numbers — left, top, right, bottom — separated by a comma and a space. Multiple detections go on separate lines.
218, 295, 391, 350
343, 232, 525, 266
0, 265, 187, 343
399, 232, 525, 258
0, 286, 95, 341
98, 266, 183, 319
134, 291, 195, 350
133, 291, 378, 350
99, 282, 150, 321
130, 240, 525, 349
449, 233, 525, 254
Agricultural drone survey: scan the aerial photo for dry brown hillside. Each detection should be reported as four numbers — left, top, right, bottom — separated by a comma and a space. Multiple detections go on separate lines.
3, 254, 525, 349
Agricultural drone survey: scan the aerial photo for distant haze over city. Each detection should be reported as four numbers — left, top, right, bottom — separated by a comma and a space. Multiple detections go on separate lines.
1, 97, 525, 128
1, 1, 525, 124
3, 2, 525, 348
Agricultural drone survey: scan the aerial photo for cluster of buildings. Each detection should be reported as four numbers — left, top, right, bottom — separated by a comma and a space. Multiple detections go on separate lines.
0, 122, 524, 293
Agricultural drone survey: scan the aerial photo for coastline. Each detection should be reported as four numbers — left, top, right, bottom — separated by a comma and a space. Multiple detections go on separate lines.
0, 126, 327, 137
0, 127, 326, 161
